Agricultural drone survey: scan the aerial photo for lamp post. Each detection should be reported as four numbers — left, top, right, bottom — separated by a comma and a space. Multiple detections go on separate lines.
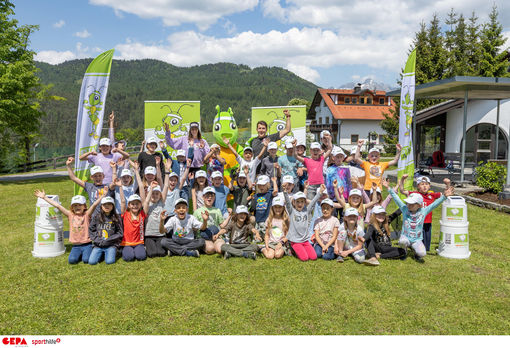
33, 143, 39, 162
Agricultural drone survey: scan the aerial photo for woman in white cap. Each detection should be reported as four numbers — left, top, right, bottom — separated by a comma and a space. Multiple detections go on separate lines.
34, 189, 105, 264
79, 137, 130, 185
164, 121, 210, 174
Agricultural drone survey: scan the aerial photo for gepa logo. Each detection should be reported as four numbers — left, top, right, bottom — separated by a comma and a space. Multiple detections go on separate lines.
2, 337, 27, 346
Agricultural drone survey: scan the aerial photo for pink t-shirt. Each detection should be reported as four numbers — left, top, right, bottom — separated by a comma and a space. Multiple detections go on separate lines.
88, 152, 122, 184
69, 213, 91, 245
313, 215, 340, 244
304, 156, 325, 185
267, 218, 285, 243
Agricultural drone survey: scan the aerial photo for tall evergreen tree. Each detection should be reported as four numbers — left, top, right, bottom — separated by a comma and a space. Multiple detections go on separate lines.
466, 12, 481, 76
478, 5, 509, 77
452, 14, 469, 76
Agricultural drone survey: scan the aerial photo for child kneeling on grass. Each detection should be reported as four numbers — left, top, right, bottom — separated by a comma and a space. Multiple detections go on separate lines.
335, 207, 366, 264
88, 196, 123, 265
384, 178, 453, 263
313, 198, 340, 260
34, 189, 104, 264
159, 198, 207, 257
215, 205, 261, 260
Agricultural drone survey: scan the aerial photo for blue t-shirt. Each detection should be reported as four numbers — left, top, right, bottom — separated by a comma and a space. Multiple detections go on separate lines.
213, 184, 230, 216
278, 155, 299, 180
253, 190, 273, 223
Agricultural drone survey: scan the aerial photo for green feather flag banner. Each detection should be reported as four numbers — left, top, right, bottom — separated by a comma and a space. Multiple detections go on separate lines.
73, 49, 114, 195
397, 49, 416, 192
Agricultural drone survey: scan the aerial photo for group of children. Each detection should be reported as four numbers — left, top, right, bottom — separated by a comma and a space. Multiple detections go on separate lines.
35, 123, 454, 266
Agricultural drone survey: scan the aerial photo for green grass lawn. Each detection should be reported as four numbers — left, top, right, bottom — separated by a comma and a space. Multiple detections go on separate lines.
1, 176, 509, 335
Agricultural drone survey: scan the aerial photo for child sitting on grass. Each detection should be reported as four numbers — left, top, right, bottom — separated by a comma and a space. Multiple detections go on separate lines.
261, 195, 290, 259
160, 198, 207, 257
34, 189, 104, 264
229, 166, 253, 211
88, 196, 123, 265
250, 175, 278, 241
313, 198, 340, 261
216, 205, 261, 260
335, 207, 366, 264
118, 191, 147, 262
142, 180, 169, 258
384, 178, 453, 263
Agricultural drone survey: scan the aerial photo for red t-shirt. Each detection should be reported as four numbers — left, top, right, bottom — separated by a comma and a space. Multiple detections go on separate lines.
121, 210, 146, 246
410, 191, 442, 223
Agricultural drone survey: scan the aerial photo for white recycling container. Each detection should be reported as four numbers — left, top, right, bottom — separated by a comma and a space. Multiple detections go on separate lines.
437, 196, 470, 259
32, 195, 65, 258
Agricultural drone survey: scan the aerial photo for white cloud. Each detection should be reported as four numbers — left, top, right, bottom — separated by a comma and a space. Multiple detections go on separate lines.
114, 27, 411, 82
74, 29, 91, 38
35, 50, 76, 64
53, 20, 65, 28
223, 19, 237, 35
89, 0, 258, 30
351, 75, 361, 80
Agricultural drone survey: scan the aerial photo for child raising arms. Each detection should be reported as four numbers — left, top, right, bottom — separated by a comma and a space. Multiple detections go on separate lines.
34, 189, 104, 264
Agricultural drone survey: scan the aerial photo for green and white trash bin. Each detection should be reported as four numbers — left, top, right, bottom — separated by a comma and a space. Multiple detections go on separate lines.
437, 196, 470, 259
32, 195, 65, 258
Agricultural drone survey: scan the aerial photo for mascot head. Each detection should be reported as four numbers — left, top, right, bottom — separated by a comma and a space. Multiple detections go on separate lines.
213, 105, 238, 147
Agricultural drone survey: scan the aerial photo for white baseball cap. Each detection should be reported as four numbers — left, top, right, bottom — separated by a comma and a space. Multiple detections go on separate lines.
320, 130, 331, 139
236, 205, 249, 214
372, 205, 387, 215
368, 147, 380, 154
416, 176, 431, 184
238, 171, 246, 178
349, 189, 362, 197
175, 198, 188, 206
296, 141, 306, 149
152, 185, 162, 192
321, 198, 334, 207
144, 166, 157, 175
176, 149, 186, 157
90, 166, 103, 176
350, 147, 357, 155
146, 137, 158, 144
127, 194, 142, 203
243, 146, 253, 153
169, 172, 179, 179
282, 175, 294, 184
101, 196, 115, 205
293, 192, 306, 201
99, 138, 111, 146
203, 186, 216, 195
272, 195, 285, 206
211, 171, 223, 179
120, 169, 132, 177
195, 170, 207, 179
344, 207, 359, 217
71, 195, 86, 205
310, 142, 321, 150
404, 193, 424, 205
370, 187, 382, 194
331, 146, 346, 157
257, 175, 270, 185
285, 141, 294, 149
268, 142, 278, 150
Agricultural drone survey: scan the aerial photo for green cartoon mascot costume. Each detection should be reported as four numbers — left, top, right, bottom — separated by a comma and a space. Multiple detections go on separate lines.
213, 105, 244, 187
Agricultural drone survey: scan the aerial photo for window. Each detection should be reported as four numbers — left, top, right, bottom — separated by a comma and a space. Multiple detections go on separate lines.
360, 97, 365, 104
318, 117, 322, 124
367, 97, 373, 104
352, 97, 357, 104
351, 134, 359, 144
379, 98, 385, 105
379, 135, 385, 144
345, 97, 350, 104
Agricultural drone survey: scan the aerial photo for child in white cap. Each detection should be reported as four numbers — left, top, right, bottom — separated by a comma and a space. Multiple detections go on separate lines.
162, 158, 191, 217
79, 137, 130, 185
204, 143, 226, 184
384, 178, 453, 262
278, 141, 300, 193
143, 180, 171, 258
110, 161, 142, 215
260, 141, 281, 179
229, 166, 254, 211
137, 137, 165, 179
231, 138, 269, 184
211, 170, 230, 218
335, 207, 366, 263
191, 170, 209, 211
334, 180, 378, 224
117, 191, 147, 262
88, 196, 124, 265
312, 198, 340, 260
354, 139, 402, 195
159, 143, 193, 202
261, 195, 290, 259
249, 175, 278, 239
34, 189, 105, 264
215, 205, 261, 260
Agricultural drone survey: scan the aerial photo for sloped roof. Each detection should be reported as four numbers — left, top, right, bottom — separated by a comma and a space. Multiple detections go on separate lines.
308, 88, 395, 121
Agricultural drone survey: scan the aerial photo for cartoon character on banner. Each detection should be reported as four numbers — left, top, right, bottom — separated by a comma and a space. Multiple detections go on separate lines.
83, 86, 105, 139
154, 104, 193, 140
213, 105, 243, 187
267, 110, 296, 153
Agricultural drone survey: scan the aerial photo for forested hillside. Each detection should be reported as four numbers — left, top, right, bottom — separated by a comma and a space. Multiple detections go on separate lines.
36, 59, 317, 155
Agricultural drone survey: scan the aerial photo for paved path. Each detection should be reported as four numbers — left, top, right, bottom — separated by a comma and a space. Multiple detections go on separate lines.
0, 170, 68, 182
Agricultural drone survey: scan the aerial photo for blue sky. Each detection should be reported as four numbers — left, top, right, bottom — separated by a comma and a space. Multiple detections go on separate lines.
15, 0, 510, 88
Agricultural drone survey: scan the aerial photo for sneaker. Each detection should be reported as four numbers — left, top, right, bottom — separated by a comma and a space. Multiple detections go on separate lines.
363, 257, 380, 266
243, 251, 257, 260
336, 255, 344, 263
185, 250, 200, 258
223, 251, 231, 260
